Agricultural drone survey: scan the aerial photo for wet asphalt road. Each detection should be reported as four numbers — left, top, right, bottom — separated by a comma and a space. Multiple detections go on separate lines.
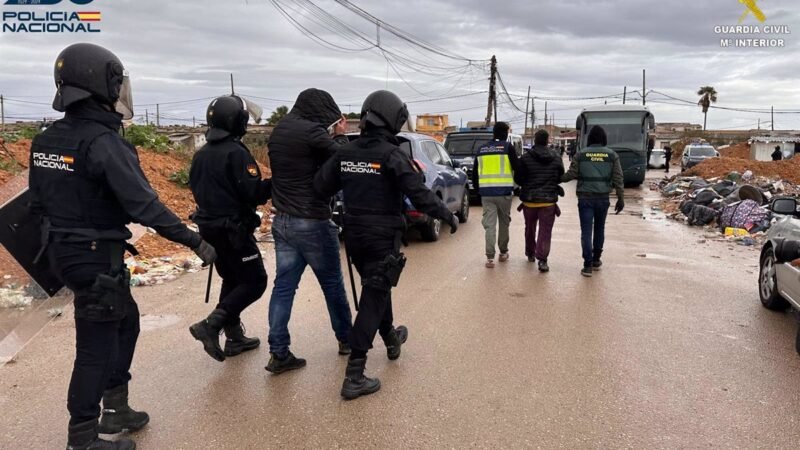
3, 169, 800, 449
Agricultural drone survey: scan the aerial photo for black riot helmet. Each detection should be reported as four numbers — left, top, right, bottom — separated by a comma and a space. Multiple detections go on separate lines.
52, 43, 133, 119
206, 95, 249, 141
359, 90, 409, 135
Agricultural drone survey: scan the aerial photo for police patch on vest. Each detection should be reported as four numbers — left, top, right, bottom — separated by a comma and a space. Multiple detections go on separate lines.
32, 152, 75, 172
585, 152, 610, 162
341, 161, 382, 175
247, 164, 258, 177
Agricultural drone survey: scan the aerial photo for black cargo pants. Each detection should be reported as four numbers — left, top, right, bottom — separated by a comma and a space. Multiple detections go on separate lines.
344, 225, 401, 354
49, 240, 139, 425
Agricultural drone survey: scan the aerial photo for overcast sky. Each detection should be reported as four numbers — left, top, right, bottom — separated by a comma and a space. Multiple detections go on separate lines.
1, 0, 798, 131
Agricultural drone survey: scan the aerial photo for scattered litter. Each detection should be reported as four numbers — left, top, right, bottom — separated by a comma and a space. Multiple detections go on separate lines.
0, 287, 34, 309
47, 308, 63, 318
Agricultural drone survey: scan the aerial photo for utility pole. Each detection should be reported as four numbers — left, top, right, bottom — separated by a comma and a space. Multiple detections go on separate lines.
771, 106, 774, 131
230, 73, 235, 95
145, 109, 149, 126
485, 55, 497, 127
0, 95, 4, 132
758, 118, 760, 130
192, 116, 196, 127
156, 104, 160, 128
523, 85, 531, 144
544, 101, 548, 128
623, 86, 627, 104
531, 99, 536, 128
642, 69, 646, 106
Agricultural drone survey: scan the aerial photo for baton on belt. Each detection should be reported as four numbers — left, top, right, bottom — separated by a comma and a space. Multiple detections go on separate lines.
344, 243, 359, 311
204, 262, 214, 304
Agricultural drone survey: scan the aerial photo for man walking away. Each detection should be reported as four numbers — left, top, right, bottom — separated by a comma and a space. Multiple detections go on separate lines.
473, 122, 518, 268
265, 88, 353, 374
562, 126, 624, 277
515, 129, 564, 272
188, 95, 271, 362
664, 146, 672, 173
772, 145, 783, 161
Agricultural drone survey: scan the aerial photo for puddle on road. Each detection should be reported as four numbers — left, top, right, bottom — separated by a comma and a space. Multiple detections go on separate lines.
140, 314, 182, 332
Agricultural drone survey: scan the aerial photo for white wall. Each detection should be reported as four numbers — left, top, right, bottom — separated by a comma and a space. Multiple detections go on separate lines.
751, 141, 794, 161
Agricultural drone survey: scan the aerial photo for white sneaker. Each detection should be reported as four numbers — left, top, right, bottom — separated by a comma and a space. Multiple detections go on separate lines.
485, 259, 495, 268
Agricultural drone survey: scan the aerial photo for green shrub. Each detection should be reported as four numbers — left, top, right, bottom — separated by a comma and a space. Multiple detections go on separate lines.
125, 124, 171, 153
17, 126, 41, 140
169, 165, 190, 188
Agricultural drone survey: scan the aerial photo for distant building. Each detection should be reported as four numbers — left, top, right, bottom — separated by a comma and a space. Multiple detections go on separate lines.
653, 133, 682, 149
749, 135, 800, 161
656, 122, 703, 133
415, 114, 449, 133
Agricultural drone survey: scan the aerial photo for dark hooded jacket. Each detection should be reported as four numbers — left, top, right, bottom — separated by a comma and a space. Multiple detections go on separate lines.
515, 144, 565, 204
268, 88, 347, 219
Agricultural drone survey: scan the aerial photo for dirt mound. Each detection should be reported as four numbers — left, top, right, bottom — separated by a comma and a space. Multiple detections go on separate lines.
719, 142, 750, 160
0, 139, 31, 185
685, 156, 800, 184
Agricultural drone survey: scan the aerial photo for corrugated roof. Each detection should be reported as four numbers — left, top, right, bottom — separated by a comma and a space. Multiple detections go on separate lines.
750, 135, 800, 143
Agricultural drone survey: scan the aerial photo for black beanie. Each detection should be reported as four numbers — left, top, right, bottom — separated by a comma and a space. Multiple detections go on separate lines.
587, 126, 607, 146
493, 122, 510, 140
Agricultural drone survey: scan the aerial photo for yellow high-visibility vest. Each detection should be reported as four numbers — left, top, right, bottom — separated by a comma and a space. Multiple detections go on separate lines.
477, 152, 514, 188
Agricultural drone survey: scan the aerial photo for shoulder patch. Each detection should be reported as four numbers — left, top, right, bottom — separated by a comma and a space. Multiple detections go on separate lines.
247, 164, 259, 177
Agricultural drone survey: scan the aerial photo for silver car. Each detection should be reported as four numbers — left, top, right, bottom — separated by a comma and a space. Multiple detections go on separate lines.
759, 197, 800, 353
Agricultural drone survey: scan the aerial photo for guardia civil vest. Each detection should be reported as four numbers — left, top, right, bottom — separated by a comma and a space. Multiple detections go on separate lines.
476, 140, 514, 197
29, 118, 130, 230
576, 145, 616, 195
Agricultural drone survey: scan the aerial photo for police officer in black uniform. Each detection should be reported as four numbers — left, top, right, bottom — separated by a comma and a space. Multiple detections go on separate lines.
188, 95, 271, 362
28, 43, 216, 450
314, 90, 458, 400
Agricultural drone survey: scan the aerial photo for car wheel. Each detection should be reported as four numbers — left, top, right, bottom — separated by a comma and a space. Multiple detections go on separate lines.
456, 189, 469, 223
760, 247, 790, 310
420, 217, 441, 242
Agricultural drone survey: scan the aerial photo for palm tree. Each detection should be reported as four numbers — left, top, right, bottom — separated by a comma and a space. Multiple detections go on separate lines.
697, 86, 718, 131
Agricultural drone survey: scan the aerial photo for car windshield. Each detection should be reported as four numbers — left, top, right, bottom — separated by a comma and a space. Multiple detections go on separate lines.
444, 135, 490, 156
689, 146, 716, 157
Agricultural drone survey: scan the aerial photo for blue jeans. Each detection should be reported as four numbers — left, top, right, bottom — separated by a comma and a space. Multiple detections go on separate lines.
577, 198, 610, 266
267, 214, 352, 357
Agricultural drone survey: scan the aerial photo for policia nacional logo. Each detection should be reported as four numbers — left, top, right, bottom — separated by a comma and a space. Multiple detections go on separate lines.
341, 161, 382, 175
32, 152, 75, 172
3, 0, 102, 33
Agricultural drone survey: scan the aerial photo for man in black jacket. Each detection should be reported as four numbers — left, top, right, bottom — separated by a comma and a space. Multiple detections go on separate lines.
515, 129, 564, 272
314, 90, 458, 399
28, 43, 216, 450
772, 145, 783, 161
265, 88, 353, 374
188, 95, 271, 362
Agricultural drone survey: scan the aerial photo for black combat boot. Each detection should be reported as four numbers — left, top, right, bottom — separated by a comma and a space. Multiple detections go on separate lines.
382, 325, 408, 361
223, 320, 260, 357
66, 419, 135, 450
340, 357, 381, 400
97, 384, 149, 434
265, 351, 307, 374
189, 308, 228, 362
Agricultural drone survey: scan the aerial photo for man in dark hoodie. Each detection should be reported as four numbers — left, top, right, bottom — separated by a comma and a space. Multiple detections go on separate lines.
265, 88, 353, 374
515, 129, 564, 272
562, 126, 624, 277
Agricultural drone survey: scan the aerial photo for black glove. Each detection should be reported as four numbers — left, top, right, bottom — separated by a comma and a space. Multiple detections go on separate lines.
446, 214, 459, 234
193, 240, 217, 267
615, 199, 625, 215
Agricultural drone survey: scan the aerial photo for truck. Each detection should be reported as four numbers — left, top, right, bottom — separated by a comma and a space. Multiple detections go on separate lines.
575, 105, 655, 187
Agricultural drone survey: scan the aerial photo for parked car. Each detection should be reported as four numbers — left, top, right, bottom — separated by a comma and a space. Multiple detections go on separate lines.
758, 197, 800, 353
442, 128, 523, 200
332, 132, 469, 242
681, 143, 719, 171
648, 149, 666, 169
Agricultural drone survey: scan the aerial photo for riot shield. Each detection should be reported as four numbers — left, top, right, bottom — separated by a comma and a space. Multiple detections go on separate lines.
0, 188, 63, 296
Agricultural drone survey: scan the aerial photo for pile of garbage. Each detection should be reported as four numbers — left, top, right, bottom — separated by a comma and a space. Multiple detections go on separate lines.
656, 171, 800, 245
128, 255, 207, 287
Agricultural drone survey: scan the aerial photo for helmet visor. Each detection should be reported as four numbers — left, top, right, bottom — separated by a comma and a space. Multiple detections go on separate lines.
114, 74, 133, 120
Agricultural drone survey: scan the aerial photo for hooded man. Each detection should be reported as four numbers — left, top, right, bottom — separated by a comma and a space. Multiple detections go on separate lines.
265, 88, 353, 374
515, 129, 564, 272
772, 145, 783, 161
562, 126, 624, 277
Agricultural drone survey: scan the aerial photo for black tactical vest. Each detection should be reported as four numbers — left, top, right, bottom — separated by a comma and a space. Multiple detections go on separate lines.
339, 139, 404, 218
29, 118, 130, 230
